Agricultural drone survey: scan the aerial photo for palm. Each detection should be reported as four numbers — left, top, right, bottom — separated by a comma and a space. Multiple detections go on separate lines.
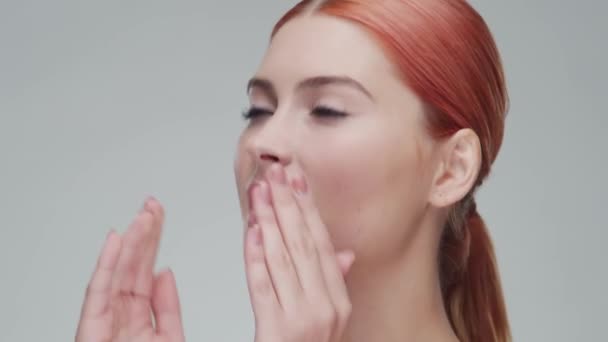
76, 199, 185, 342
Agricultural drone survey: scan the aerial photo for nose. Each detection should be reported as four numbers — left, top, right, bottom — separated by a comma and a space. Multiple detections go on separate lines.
246, 115, 293, 170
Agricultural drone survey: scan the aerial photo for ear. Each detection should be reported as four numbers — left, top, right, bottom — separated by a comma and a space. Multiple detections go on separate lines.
428, 128, 482, 208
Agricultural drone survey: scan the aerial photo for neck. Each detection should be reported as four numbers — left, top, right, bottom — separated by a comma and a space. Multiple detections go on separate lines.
340, 218, 459, 342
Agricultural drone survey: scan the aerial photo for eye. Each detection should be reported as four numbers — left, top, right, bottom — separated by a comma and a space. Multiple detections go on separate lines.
242, 106, 273, 121
311, 105, 348, 118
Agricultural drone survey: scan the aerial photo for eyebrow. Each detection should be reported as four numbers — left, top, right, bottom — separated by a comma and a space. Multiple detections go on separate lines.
246, 75, 374, 101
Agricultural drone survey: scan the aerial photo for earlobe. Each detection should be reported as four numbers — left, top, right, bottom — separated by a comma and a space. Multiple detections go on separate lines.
429, 129, 481, 208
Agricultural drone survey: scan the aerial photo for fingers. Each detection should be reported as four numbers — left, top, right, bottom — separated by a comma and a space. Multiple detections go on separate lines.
80, 230, 122, 317
133, 197, 165, 297
111, 209, 154, 296
287, 167, 354, 337
244, 224, 279, 317
295, 172, 353, 288
78, 198, 172, 342
247, 164, 353, 341
265, 164, 329, 299
151, 269, 185, 342
250, 182, 301, 310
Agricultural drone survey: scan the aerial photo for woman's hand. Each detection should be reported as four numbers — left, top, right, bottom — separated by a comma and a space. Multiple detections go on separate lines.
75, 198, 185, 342
244, 164, 356, 342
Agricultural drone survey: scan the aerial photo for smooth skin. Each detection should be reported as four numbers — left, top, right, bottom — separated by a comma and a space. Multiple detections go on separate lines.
234, 14, 478, 342
245, 163, 355, 342
76, 12, 481, 342
75, 170, 354, 342
75, 199, 185, 342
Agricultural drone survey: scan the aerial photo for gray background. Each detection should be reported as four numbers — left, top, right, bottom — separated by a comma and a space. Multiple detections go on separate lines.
0, 0, 606, 341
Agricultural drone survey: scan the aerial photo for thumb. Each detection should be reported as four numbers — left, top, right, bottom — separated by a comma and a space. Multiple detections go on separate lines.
335, 250, 356, 276
151, 269, 185, 342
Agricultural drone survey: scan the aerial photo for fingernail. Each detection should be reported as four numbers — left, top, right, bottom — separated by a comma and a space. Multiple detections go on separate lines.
269, 164, 286, 184
291, 176, 308, 195
247, 182, 259, 206
343, 250, 356, 264
142, 196, 155, 212
247, 212, 257, 226
337, 250, 356, 275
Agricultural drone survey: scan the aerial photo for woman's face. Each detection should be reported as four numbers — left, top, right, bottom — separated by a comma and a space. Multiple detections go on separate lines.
234, 14, 440, 263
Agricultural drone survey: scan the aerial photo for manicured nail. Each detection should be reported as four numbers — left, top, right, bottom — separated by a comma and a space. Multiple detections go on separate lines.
336, 250, 356, 275
291, 175, 308, 195
247, 212, 257, 227
269, 164, 286, 184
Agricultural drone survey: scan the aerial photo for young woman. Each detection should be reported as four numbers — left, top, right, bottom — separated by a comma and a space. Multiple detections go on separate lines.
75, 0, 510, 341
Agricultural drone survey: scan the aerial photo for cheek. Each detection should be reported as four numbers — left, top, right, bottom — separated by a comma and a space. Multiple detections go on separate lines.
310, 158, 373, 250
300, 125, 427, 253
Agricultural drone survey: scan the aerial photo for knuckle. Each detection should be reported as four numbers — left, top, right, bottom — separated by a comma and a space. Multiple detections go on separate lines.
336, 301, 352, 324
317, 306, 338, 327
339, 300, 353, 317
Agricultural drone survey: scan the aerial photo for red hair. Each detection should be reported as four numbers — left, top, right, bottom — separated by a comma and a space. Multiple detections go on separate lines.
272, 1, 510, 341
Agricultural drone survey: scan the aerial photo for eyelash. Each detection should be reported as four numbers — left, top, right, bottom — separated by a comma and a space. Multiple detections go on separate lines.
241, 105, 348, 120
241, 107, 272, 120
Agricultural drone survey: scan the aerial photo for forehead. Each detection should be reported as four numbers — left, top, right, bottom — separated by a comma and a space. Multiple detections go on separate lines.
255, 14, 397, 93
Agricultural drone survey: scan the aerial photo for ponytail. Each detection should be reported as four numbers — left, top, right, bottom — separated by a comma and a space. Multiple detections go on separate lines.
440, 196, 511, 342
